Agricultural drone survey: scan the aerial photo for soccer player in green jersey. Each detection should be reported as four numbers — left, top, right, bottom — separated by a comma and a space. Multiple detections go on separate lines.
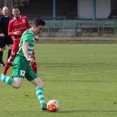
0, 18, 47, 110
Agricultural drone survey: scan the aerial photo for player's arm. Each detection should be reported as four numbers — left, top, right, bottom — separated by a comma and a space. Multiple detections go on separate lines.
8, 21, 14, 36
35, 35, 40, 43
22, 41, 34, 62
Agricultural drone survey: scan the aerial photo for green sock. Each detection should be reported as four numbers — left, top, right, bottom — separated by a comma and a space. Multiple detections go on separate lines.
0, 74, 13, 86
36, 87, 46, 106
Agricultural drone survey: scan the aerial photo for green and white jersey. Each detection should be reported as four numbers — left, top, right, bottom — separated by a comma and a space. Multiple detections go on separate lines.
17, 29, 35, 57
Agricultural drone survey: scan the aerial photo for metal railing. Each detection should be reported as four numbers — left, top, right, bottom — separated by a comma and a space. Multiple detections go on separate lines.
40, 16, 66, 20
37, 20, 117, 37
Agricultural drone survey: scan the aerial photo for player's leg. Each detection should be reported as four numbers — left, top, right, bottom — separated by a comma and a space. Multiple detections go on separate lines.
25, 67, 47, 110
7, 44, 13, 66
31, 61, 37, 73
2, 42, 18, 75
0, 47, 6, 66
0, 37, 6, 66
0, 55, 26, 88
31, 50, 38, 73
12, 78, 23, 89
7, 47, 11, 60
7, 36, 13, 60
11, 55, 27, 88
2, 56, 15, 75
31, 78, 47, 110
0, 74, 23, 89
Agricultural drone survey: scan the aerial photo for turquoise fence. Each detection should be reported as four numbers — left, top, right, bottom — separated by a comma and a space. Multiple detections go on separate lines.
30, 20, 117, 37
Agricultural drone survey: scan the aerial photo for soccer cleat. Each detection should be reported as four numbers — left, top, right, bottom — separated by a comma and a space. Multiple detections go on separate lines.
0, 61, 5, 66
41, 104, 47, 110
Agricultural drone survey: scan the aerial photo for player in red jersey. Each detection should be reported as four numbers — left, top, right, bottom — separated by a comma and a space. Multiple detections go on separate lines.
2, 7, 38, 75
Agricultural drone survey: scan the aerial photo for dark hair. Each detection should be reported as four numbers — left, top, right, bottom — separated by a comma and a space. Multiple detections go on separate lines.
32, 18, 45, 27
13, 6, 20, 10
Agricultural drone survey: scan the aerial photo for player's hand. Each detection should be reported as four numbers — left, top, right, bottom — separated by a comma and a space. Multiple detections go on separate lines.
14, 31, 21, 35
0, 33, 5, 37
26, 57, 35, 62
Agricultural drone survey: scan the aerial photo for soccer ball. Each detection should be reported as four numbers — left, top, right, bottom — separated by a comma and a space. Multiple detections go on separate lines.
47, 100, 59, 112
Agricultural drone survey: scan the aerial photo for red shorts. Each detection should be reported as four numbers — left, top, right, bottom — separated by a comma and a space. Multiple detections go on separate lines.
10, 39, 20, 57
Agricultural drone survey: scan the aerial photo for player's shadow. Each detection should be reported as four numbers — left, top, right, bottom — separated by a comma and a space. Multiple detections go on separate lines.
58, 110, 117, 113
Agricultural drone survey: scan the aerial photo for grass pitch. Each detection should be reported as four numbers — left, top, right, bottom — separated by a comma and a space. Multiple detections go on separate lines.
0, 44, 117, 117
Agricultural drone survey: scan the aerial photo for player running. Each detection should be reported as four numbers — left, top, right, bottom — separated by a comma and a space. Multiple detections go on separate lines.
2, 6, 38, 75
0, 18, 47, 110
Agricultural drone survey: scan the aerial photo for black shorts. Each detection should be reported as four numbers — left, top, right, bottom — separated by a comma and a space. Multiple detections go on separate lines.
0, 35, 13, 48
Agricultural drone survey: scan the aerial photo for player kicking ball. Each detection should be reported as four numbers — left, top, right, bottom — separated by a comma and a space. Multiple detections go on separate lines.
0, 18, 47, 110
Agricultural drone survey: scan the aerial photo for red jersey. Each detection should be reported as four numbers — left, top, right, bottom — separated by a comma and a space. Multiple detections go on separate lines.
8, 15, 30, 40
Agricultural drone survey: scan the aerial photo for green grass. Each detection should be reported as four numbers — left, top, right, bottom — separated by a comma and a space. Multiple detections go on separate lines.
0, 44, 117, 117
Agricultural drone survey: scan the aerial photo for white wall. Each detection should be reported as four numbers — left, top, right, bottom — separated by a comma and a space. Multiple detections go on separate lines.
78, 0, 92, 19
96, 0, 111, 18
78, 0, 111, 19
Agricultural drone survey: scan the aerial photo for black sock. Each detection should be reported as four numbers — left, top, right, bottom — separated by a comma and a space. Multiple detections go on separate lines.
0, 51, 3, 62
7, 49, 11, 60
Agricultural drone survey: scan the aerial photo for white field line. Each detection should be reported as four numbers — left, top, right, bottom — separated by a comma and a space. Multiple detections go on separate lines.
39, 70, 117, 78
